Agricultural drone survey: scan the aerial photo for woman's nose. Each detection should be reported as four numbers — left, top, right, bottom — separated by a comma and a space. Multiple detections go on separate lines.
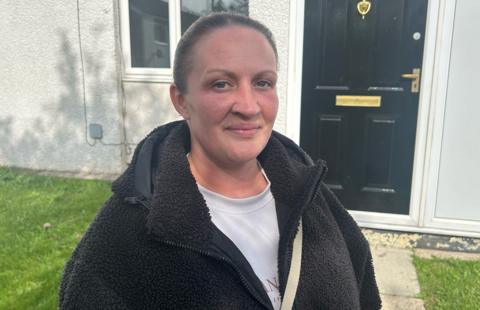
232, 84, 260, 117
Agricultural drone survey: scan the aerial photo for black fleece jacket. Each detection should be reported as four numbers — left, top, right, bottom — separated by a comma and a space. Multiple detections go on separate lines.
59, 121, 381, 309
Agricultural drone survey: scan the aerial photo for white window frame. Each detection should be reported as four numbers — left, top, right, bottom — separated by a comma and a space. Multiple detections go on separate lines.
119, 0, 181, 82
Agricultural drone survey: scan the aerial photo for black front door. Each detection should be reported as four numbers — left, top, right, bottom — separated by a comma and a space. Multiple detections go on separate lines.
300, 0, 428, 214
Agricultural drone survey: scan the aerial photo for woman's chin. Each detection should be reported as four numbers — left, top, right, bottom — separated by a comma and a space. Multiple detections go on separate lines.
224, 146, 264, 166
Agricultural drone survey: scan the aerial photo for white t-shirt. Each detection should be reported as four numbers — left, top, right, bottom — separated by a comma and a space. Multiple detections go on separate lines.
197, 175, 281, 309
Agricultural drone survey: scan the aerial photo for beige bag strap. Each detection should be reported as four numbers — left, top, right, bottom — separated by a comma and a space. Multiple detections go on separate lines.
280, 219, 303, 310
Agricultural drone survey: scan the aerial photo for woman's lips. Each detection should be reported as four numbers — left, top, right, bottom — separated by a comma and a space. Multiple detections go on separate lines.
226, 125, 260, 137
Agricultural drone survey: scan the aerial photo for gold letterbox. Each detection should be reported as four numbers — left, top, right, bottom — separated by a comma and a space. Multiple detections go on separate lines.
336, 95, 382, 108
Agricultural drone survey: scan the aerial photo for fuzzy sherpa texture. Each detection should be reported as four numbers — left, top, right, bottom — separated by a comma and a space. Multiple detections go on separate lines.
59, 121, 381, 309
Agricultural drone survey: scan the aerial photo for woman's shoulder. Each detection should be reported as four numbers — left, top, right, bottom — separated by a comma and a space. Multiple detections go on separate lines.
60, 195, 153, 308
71, 195, 150, 261
315, 183, 370, 252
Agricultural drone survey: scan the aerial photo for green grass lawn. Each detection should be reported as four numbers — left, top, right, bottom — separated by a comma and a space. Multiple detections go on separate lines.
0, 167, 111, 310
413, 255, 480, 310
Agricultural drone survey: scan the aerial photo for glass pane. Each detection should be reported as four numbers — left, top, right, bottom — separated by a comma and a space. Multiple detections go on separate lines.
129, 0, 170, 68
181, 0, 249, 34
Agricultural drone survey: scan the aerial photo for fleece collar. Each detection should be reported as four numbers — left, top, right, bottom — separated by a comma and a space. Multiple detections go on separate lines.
118, 121, 326, 251
146, 123, 214, 248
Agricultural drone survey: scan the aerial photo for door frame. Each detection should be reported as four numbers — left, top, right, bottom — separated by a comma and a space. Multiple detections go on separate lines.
419, 0, 480, 238
286, 0, 480, 238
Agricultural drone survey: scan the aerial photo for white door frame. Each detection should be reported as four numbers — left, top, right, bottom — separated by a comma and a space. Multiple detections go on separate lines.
419, 0, 480, 238
286, 0, 480, 238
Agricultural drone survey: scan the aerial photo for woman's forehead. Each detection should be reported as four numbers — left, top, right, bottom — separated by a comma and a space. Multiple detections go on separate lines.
203, 25, 263, 40
190, 25, 277, 71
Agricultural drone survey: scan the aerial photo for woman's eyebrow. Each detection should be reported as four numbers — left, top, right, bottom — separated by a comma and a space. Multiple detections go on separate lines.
254, 70, 278, 78
204, 69, 237, 79
204, 69, 277, 79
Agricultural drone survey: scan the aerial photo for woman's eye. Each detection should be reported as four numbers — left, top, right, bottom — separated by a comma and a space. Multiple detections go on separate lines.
255, 80, 273, 88
212, 81, 230, 89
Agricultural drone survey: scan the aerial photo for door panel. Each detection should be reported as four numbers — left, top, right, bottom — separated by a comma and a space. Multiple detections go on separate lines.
315, 0, 349, 85
301, 0, 428, 214
363, 115, 396, 191
316, 115, 345, 189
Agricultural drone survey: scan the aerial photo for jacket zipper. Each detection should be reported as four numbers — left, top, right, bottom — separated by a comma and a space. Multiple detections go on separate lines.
153, 238, 273, 310
125, 196, 272, 310
125, 196, 151, 210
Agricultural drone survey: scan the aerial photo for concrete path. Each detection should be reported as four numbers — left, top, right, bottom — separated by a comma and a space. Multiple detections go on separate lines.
371, 247, 425, 310
365, 228, 480, 309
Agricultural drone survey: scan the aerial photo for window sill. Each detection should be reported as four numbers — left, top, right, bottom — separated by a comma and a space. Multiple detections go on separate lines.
122, 74, 173, 84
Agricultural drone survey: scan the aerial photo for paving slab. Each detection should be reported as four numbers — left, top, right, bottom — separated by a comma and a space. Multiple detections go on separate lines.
371, 247, 421, 297
380, 294, 425, 310
371, 247, 425, 309
365, 229, 480, 309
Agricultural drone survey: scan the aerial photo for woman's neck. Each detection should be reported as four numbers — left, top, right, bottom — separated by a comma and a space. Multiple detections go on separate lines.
187, 151, 267, 199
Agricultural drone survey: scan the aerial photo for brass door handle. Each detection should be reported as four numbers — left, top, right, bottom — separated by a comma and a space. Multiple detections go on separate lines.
401, 73, 419, 79
401, 68, 421, 93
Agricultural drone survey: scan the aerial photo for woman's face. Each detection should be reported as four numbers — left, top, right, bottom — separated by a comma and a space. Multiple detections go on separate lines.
171, 25, 278, 168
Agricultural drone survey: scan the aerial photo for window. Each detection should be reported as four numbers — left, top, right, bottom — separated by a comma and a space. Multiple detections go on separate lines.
121, 0, 248, 81
128, 0, 171, 69
180, 0, 248, 33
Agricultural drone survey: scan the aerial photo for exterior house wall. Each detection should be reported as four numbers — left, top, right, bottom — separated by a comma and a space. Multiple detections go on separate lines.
123, 82, 179, 146
0, 0, 292, 174
0, 0, 124, 177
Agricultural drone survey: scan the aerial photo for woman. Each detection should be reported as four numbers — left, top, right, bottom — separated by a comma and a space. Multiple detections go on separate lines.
60, 13, 381, 309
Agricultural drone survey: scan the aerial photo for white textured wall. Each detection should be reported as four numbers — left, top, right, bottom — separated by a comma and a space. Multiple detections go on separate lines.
435, 1, 480, 221
0, 0, 293, 174
123, 82, 180, 145
0, 0, 123, 176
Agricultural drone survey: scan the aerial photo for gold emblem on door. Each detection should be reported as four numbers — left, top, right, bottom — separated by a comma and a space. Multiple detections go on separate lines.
336, 96, 381, 108
357, 0, 372, 20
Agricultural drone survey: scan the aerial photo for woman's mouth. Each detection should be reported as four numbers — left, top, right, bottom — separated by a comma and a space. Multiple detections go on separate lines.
226, 125, 260, 137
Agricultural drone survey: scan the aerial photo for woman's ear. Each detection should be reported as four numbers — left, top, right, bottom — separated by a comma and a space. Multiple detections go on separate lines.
169, 84, 190, 120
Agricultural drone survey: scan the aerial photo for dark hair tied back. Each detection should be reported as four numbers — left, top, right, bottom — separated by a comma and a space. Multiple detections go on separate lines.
173, 12, 278, 94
